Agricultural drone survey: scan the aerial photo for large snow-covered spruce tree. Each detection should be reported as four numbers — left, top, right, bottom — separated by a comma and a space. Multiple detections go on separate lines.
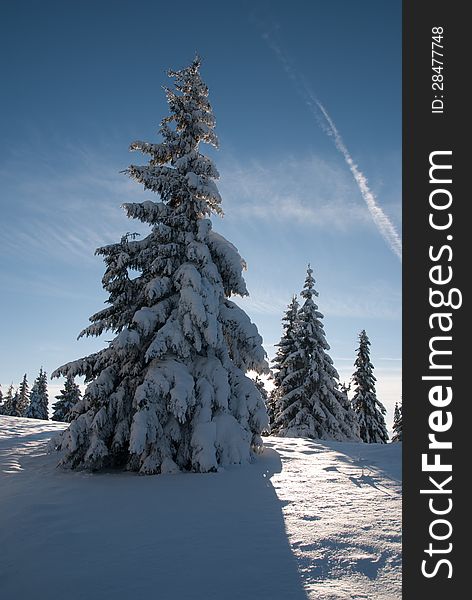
351, 330, 389, 443
26, 368, 49, 420
52, 376, 82, 423
272, 266, 359, 441
52, 58, 269, 474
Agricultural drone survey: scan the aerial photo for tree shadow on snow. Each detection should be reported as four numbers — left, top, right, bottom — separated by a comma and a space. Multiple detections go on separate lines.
1, 440, 309, 600
348, 473, 395, 497
325, 441, 402, 485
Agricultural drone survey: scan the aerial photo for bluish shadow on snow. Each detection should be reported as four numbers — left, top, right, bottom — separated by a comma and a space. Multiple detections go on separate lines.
348, 474, 395, 497
0, 439, 309, 600
324, 441, 402, 485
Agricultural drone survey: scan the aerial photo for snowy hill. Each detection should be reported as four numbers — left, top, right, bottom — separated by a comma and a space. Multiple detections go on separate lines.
0, 416, 401, 599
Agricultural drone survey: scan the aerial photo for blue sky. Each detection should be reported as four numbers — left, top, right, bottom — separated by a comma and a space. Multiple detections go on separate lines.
0, 0, 401, 427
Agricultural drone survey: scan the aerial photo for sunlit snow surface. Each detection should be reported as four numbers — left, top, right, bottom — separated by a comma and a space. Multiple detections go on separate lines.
0, 416, 401, 599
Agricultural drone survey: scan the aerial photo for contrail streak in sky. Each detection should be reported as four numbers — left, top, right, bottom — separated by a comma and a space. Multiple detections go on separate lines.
312, 97, 402, 261
262, 31, 402, 261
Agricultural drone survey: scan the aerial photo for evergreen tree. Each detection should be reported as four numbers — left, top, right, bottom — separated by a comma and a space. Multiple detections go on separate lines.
391, 401, 403, 442
254, 375, 268, 404
351, 330, 389, 443
335, 383, 360, 439
26, 368, 49, 420
52, 376, 82, 423
253, 375, 271, 436
271, 296, 300, 389
17, 374, 30, 416
269, 296, 300, 428
10, 391, 22, 417
0, 386, 3, 414
272, 266, 360, 441
1, 384, 15, 416
51, 57, 268, 474
6, 388, 21, 417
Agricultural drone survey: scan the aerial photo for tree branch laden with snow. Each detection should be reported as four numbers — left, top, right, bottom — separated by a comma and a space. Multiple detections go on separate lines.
51, 57, 268, 474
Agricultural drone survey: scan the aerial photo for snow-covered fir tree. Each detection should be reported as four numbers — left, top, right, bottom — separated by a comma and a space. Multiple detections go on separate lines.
0, 386, 3, 414
335, 382, 360, 439
253, 375, 268, 405
3, 387, 22, 417
391, 401, 403, 443
351, 330, 389, 443
52, 376, 82, 423
253, 375, 271, 435
1, 385, 14, 416
26, 368, 49, 420
10, 391, 22, 417
269, 296, 300, 429
17, 374, 30, 416
51, 57, 268, 474
272, 266, 360, 441
271, 296, 300, 391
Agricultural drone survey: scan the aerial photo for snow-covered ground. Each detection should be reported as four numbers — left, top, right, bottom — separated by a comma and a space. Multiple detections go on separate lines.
0, 416, 401, 599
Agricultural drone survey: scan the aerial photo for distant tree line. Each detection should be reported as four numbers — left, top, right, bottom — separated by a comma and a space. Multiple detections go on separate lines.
1, 266, 403, 444
0, 370, 81, 423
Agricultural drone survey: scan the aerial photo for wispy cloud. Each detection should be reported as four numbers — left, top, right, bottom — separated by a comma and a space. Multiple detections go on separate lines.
1, 124, 400, 271
1, 143, 149, 265
234, 280, 401, 321
218, 155, 373, 231
1, 138, 385, 274
261, 28, 402, 261
312, 100, 402, 261
323, 280, 401, 320
1, 271, 98, 301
